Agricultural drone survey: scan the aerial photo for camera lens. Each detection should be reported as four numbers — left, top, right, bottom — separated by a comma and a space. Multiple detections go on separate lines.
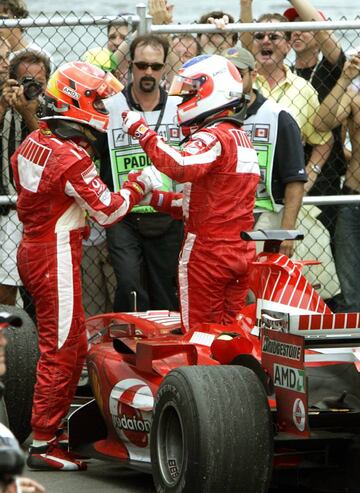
20, 77, 43, 101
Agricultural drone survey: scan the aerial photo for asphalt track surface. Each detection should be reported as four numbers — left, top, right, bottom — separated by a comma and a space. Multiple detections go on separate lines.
24, 461, 155, 493
21, 434, 342, 493
23, 459, 341, 493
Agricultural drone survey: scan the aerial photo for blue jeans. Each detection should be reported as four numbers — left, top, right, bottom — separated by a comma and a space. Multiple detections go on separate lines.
335, 203, 360, 311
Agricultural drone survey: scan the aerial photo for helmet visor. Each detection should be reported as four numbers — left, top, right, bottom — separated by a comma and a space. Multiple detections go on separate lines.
93, 98, 109, 115
169, 74, 201, 97
97, 72, 124, 99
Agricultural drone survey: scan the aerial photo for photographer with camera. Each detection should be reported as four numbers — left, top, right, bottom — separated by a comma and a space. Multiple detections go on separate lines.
0, 49, 50, 316
2, 49, 49, 133
0, 313, 45, 493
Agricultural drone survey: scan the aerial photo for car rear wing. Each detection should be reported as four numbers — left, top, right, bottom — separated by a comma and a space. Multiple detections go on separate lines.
261, 310, 360, 347
289, 313, 360, 365
241, 229, 304, 253
288, 312, 360, 339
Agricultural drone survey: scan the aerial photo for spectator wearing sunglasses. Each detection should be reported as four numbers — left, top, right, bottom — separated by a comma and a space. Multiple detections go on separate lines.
100, 34, 183, 313
240, 5, 333, 199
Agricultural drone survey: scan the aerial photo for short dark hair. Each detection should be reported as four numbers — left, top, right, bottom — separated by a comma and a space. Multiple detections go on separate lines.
0, 0, 28, 18
129, 34, 170, 63
106, 13, 136, 35
171, 34, 202, 57
256, 13, 291, 41
198, 10, 238, 44
9, 49, 51, 81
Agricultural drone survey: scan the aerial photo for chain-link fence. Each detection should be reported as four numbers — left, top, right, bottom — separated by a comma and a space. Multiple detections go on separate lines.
1, 7, 360, 316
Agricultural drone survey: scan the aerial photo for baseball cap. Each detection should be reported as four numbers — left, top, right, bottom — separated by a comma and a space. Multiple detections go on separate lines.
222, 47, 256, 70
283, 7, 327, 22
82, 47, 118, 73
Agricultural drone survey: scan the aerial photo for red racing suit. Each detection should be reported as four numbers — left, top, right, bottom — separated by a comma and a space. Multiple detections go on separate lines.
11, 123, 144, 441
140, 120, 260, 331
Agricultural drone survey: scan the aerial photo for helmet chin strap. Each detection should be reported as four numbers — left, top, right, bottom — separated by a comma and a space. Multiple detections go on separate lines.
45, 120, 105, 158
204, 94, 250, 128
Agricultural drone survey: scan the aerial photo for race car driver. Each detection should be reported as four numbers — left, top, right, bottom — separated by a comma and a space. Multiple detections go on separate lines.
10, 61, 155, 471
122, 54, 260, 332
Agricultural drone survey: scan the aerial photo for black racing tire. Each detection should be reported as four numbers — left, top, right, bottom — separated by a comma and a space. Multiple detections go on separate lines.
0, 396, 9, 426
150, 365, 273, 493
0, 304, 39, 444
346, 437, 360, 493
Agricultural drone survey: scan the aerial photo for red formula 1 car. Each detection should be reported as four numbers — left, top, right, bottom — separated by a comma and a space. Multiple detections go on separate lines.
69, 230, 360, 493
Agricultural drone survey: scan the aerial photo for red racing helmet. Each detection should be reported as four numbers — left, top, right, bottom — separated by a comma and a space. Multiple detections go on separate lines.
43, 61, 123, 132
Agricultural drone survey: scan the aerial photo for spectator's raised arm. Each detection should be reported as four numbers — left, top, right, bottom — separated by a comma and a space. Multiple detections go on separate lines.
313, 54, 360, 131
285, 0, 341, 66
148, 0, 174, 25
239, 0, 254, 52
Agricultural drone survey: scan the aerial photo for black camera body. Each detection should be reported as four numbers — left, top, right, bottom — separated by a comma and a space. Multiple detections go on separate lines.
20, 76, 43, 101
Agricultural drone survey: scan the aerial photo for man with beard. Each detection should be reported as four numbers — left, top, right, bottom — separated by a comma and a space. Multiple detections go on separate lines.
101, 34, 183, 313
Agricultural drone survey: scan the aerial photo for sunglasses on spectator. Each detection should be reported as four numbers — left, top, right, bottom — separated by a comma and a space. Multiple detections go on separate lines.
132, 61, 164, 71
253, 33, 286, 41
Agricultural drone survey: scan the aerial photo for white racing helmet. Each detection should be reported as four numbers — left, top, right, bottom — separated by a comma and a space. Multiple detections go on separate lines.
169, 54, 243, 126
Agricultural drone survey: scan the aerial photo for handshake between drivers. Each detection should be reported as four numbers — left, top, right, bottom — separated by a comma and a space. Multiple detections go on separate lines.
121, 110, 166, 205
123, 166, 164, 205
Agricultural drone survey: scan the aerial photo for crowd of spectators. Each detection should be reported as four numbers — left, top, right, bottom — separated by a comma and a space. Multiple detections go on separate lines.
0, 0, 359, 321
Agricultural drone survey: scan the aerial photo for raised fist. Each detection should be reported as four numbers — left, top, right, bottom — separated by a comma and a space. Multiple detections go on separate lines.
122, 111, 150, 139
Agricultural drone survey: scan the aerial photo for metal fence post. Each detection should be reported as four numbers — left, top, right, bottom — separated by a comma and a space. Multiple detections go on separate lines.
145, 14, 153, 34
136, 3, 147, 35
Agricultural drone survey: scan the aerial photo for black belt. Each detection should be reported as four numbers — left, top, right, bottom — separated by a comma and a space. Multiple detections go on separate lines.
342, 184, 360, 195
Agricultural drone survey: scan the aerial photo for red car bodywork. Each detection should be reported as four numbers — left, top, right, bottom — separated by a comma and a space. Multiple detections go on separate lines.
69, 239, 360, 477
